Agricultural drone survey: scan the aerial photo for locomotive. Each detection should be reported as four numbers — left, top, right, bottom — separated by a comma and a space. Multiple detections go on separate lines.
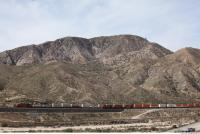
14, 103, 33, 108
13, 103, 200, 109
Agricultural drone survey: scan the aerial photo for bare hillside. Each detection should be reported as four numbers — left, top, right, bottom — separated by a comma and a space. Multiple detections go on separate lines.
0, 35, 199, 104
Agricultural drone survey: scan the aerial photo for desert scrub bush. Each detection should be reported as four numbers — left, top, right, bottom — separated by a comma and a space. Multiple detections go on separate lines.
172, 124, 178, 128
63, 128, 73, 132
28, 130, 38, 132
93, 128, 111, 132
0, 81, 6, 91
100, 128, 112, 132
127, 127, 136, 132
85, 128, 93, 132
1, 123, 8, 127
150, 127, 158, 131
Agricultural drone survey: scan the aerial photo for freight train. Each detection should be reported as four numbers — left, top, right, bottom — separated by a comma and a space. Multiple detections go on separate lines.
13, 103, 200, 109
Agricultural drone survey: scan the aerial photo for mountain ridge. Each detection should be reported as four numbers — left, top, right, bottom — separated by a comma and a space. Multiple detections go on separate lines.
0, 35, 172, 66
0, 34, 199, 105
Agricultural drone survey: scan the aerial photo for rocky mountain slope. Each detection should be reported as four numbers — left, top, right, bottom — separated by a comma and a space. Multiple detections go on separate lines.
0, 35, 199, 104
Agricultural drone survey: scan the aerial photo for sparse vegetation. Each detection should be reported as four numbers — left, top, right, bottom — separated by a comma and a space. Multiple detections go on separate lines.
150, 127, 158, 131
63, 128, 73, 132
28, 130, 37, 132
172, 124, 178, 128
1, 123, 8, 127
0, 81, 6, 91
127, 127, 136, 132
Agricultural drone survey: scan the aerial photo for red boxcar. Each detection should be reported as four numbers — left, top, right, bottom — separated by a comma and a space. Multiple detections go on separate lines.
188, 104, 195, 107
195, 104, 200, 107
176, 104, 184, 107
102, 104, 113, 109
134, 104, 143, 108
143, 104, 151, 108
150, 104, 159, 108
14, 103, 33, 108
112, 105, 124, 109
125, 104, 133, 109
182, 104, 189, 107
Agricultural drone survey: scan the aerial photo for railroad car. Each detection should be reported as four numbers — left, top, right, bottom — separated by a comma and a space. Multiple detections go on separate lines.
134, 104, 144, 108
112, 104, 124, 109
71, 105, 82, 108
195, 104, 200, 107
14, 103, 33, 108
101, 104, 113, 109
150, 104, 159, 108
100, 104, 124, 109
143, 104, 151, 108
124, 104, 133, 109
180, 104, 189, 107
33, 103, 52, 108
176, 104, 184, 107
166, 104, 176, 108
188, 104, 194, 107
158, 104, 167, 108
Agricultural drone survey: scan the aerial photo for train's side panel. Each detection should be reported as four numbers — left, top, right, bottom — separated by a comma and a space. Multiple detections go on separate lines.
150, 104, 159, 108
124, 104, 132, 109
159, 104, 167, 108
189, 104, 194, 107
114, 105, 124, 109
143, 104, 151, 108
176, 104, 183, 107
134, 104, 143, 108
195, 104, 200, 107
15, 103, 33, 108
102, 104, 113, 109
167, 104, 177, 107
183, 104, 189, 107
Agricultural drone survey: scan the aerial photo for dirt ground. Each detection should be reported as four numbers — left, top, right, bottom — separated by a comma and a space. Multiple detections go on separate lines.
0, 108, 199, 132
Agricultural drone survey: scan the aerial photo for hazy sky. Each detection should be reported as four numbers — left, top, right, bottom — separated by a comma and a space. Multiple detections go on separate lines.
0, 0, 199, 52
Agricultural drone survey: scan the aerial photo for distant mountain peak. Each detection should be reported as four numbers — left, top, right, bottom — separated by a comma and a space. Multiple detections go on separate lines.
172, 47, 200, 64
